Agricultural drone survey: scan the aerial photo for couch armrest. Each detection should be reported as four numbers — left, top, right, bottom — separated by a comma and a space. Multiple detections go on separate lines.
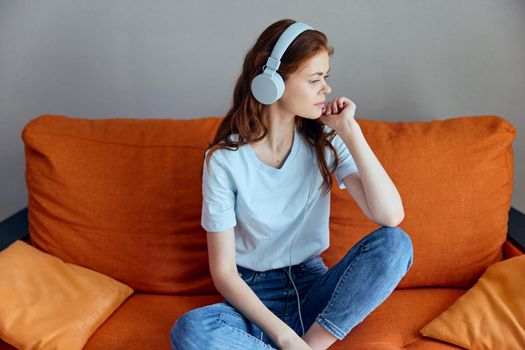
0, 207, 29, 251
508, 207, 525, 253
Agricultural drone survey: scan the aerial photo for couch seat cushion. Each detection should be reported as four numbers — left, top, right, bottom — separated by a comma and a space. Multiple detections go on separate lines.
78, 288, 469, 350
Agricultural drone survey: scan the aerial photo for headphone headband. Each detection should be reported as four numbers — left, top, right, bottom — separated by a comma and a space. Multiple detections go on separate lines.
263, 22, 314, 74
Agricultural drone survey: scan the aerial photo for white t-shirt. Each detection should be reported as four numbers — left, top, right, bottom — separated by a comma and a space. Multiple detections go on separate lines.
201, 125, 358, 271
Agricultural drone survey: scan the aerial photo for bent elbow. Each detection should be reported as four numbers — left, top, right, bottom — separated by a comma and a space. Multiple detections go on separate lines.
386, 213, 405, 227
375, 212, 404, 227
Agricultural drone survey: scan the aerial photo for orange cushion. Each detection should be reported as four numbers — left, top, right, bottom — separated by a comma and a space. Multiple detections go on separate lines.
84, 293, 224, 350
22, 114, 515, 294
327, 115, 515, 289
341, 287, 469, 349
0, 240, 133, 350
22, 114, 223, 294
419, 255, 525, 349
81, 288, 468, 350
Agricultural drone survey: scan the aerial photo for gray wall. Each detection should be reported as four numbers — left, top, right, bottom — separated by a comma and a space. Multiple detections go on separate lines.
1, 0, 524, 221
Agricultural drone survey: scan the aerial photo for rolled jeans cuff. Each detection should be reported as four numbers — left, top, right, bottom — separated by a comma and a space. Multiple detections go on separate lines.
315, 314, 346, 340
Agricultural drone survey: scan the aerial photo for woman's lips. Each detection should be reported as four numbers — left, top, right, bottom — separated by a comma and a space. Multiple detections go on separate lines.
315, 103, 326, 108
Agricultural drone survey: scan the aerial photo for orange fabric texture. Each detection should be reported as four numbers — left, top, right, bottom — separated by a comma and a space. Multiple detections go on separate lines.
21, 114, 516, 296
22, 115, 219, 294
59, 288, 470, 349
328, 115, 516, 289
0, 240, 133, 350
419, 255, 525, 349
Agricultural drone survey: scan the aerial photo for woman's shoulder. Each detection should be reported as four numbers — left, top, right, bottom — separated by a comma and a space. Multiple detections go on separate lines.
205, 134, 244, 163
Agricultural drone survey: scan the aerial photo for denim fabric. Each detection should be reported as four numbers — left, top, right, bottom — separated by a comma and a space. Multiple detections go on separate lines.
170, 226, 414, 349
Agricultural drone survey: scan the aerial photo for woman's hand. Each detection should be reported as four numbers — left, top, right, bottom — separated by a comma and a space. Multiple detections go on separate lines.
319, 96, 357, 134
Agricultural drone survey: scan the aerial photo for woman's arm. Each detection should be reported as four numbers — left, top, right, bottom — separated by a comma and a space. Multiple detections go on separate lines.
207, 228, 301, 348
338, 119, 405, 226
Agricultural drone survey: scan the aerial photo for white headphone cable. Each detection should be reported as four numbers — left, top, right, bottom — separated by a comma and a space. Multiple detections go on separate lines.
285, 157, 317, 337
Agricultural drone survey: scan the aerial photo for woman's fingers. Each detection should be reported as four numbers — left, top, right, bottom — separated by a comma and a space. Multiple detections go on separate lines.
325, 97, 352, 115
333, 99, 339, 114
324, 97, 354, 115
326, 100, 333, 115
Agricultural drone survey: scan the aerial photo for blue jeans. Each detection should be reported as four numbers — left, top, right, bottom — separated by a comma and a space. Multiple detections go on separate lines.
170, 226, 414, 349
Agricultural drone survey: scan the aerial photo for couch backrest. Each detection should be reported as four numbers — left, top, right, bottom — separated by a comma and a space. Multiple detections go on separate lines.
22, 114, 515, 293
328, 115, 515, 289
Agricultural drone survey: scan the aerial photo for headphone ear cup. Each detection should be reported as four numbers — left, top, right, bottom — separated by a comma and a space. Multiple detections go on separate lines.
274, 73, 285, 100
251, 72, 285, 105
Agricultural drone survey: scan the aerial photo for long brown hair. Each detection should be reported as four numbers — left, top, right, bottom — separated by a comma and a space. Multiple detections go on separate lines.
204, 18, 340, 197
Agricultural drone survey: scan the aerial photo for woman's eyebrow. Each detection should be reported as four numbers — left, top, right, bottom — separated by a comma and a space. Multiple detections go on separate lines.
309, 68, 330, 76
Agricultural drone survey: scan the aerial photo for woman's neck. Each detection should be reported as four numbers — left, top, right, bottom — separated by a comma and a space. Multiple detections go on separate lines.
256, 107, 296, 154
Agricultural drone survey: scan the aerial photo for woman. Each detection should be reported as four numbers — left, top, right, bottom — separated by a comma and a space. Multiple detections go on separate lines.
170, 18, 413, 350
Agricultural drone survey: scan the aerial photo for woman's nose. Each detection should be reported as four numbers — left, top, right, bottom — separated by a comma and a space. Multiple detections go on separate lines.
322, 83, 331, 95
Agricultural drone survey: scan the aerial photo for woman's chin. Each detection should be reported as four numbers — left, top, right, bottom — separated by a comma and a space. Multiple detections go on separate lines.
297, 110, 323, 119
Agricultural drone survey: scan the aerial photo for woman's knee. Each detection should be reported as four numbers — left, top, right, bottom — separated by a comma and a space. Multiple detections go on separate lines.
377, 226, 414, 272
170, 308, 211, 349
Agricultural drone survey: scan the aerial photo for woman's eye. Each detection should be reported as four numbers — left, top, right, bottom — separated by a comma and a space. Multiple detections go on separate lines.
310, 75, 330, 83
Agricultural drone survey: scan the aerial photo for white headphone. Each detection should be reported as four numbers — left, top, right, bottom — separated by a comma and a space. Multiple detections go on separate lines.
250, 22, 314, 105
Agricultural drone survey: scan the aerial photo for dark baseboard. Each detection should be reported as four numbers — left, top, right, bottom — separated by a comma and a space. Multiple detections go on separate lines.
508, 207, 525, 253
0, 207, 29, 251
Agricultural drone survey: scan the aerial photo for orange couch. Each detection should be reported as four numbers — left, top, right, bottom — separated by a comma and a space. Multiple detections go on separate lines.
1, 114, 523, 349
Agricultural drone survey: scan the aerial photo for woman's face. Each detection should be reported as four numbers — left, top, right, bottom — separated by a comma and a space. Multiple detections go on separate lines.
279, 51, 332, 119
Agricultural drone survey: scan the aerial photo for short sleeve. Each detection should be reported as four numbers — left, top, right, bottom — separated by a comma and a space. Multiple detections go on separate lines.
331, 133, 358, 189
201, 151, 237, 232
